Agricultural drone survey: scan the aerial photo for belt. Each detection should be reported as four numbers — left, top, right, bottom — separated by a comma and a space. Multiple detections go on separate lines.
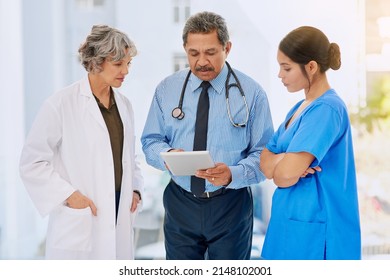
171, 180, 229, 199
194, 187, 226, 198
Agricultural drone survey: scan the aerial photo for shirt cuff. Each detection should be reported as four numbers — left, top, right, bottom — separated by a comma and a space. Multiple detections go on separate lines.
226, 165, 244, 189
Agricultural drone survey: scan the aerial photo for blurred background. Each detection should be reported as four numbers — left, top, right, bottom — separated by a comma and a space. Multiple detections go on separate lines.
1, 0, 389, 260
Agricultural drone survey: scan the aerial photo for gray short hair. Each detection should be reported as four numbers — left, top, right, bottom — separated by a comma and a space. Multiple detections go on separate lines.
182, 11, 230, 47
78, 25, 137, 73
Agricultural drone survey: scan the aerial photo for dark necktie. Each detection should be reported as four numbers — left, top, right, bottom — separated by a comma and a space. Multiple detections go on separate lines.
191, 81, 211, 196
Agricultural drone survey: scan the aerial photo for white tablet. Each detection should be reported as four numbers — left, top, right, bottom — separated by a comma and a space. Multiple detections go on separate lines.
160, 151, 215, 176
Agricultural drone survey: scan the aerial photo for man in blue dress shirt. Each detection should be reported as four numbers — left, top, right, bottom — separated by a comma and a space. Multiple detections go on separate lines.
141, 11, 274, 260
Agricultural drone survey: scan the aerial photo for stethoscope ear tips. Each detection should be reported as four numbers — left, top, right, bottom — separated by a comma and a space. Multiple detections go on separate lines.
172, 107, 185, 120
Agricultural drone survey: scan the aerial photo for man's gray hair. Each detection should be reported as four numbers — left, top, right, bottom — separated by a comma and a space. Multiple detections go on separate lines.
78, 25, 137, 73
182, 11, 230, 47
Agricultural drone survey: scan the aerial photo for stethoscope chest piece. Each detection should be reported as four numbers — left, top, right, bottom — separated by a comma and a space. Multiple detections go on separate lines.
172, 107, 185, 120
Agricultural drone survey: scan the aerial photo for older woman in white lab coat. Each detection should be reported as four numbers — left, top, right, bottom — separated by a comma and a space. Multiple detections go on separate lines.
19, 25, 143, 259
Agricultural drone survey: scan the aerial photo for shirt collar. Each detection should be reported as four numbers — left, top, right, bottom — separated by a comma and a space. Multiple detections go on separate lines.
189, 63, 228, 95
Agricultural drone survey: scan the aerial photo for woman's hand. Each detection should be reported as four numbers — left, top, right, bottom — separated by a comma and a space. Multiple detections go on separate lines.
66, 190, 97, 216
300, 166, 322, 177
130, 191, 141, 213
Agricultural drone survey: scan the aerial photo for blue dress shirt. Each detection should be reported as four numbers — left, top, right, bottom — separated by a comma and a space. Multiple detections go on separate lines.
141, 63, 274, 192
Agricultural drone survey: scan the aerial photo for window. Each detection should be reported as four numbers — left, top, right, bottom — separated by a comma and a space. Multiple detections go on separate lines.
173, 53, 188, 72
172, 0, 190, 23
76, 0, 104, 9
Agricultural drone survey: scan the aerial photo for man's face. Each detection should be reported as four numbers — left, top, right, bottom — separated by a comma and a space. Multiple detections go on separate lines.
184, 30, 231, 81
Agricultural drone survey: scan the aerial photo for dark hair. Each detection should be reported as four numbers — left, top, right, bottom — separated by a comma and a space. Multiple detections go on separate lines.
279, 26, 341, 84
182, 11, 229, 47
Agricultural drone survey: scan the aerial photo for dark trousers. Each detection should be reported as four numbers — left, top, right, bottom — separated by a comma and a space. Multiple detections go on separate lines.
163, 180, 253, 260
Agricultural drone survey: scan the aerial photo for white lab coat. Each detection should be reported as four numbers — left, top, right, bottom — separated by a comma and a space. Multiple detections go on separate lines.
19, 77, 143, 259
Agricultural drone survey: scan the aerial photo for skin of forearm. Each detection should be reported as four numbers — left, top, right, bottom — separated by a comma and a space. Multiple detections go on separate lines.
260, 149, 285, 179
272, 152, 315, 188
273, 167, 300, 188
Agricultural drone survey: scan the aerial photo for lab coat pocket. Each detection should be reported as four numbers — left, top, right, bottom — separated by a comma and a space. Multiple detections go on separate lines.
48, 206, 93, 252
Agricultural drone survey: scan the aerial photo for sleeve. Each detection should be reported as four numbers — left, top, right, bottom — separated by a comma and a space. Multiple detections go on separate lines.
141, 87, 172, 171
119, 94, 145, 209
286, 103, 341, 167
228, 88, 274, 188
126, 97, 144, 195
19, 99, 75, 217
266, 102, 300, 154
265, 125, 283, 153
132, 152, 144, 210
132, 138, 144, 208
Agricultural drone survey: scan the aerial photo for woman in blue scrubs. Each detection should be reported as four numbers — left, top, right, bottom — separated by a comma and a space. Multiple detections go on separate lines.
260, 26, 361, 260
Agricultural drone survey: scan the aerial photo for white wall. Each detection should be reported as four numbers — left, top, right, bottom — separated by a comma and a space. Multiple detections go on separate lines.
0, 0, 44, 259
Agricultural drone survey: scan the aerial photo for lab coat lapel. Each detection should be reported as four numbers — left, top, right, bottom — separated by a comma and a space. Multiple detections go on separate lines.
114, 91, 128, 133
80, 77, 107, 129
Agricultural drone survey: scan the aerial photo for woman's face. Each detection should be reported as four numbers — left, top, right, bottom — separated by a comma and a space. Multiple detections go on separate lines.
277, 50, 308, 93
97, 48, 132, 88
184, 30, 231, 81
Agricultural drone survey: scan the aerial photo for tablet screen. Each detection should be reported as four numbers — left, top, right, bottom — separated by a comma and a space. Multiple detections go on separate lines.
160, 151, 215, 176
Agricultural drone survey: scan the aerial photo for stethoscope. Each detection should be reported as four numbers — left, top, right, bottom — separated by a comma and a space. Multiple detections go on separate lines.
171, 61, 249, 128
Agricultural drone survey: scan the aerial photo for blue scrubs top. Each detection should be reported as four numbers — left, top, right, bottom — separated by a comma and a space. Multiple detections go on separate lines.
261, 89, 361, 260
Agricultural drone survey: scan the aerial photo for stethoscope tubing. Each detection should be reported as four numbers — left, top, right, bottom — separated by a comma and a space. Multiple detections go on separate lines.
171, 61, 249, 127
